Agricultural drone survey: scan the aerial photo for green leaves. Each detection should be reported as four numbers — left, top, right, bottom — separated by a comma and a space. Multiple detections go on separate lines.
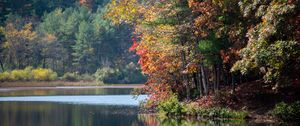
272, 101, 300, 121
233, 40, 300, 83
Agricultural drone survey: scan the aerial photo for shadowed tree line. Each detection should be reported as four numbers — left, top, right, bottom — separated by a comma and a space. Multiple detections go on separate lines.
0, 0, 146, 83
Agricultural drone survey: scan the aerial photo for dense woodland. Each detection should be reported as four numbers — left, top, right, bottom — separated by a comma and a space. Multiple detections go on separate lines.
0, 0, 300, 121
0, 0, 146, 83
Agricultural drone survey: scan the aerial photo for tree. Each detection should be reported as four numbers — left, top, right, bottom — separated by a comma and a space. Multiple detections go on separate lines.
2, 22, 37, 69
106, 0, 300, 107
231, 0, 300, 85
72, 20, 97, 73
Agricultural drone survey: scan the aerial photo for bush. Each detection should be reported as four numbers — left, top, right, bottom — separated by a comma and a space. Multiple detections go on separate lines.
0, 71, 10, 82
94, 67, 117, 84
0, 67, 58, 82
62, 72, 80, 82
157, 95, 186, 116
32, 68, 57, 81
79, 73, 94, 82
9, 67, 33, 81
94, 63, 147, 84
272, 101, 300, 121
185, 102, 246, 119
157, 96, 246, 119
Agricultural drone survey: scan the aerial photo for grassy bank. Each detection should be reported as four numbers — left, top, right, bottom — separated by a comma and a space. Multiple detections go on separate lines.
0, 81, 143, 87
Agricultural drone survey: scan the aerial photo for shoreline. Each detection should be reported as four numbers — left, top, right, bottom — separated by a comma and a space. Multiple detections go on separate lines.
0, 85, 144, 92
0, 81, 144, 89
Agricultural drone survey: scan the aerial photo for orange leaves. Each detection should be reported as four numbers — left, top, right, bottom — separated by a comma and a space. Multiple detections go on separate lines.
189, 0, 223, 38
106, 0, 186, 104
220, 48, 240, 64
183, 62, 198, 74
188, 0, 216, 15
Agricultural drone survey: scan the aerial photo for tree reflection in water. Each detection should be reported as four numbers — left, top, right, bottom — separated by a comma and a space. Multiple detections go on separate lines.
138, 114, 248, 126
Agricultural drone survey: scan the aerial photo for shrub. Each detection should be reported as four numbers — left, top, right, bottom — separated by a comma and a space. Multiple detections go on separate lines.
62, 72, 80, 82
9, 67, 33, 81
0, 71, 10, 82
32, 68, 57, 81
184, 101, 246, 119
94, 63, 147, 84
79, 73, 94, 82
272, 101, 300, 121
159, 99, 247, 119
157, 95, 186, 116
94, 67, 116, 84
0, 67, 58, 81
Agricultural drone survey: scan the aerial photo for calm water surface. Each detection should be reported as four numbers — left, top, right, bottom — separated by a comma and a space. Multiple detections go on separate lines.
0, 86, 261, 126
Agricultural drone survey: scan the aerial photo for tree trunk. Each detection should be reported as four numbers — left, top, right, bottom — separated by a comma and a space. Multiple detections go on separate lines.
192, 73, 198, 97
231, 73, 236, 94
43, 58, 46, 68
213, 64, 217, 92
200, 63, 208, 95
216, 64, 220, 90
181, 51, 190, 100
0, 59, 4, 72
197, 70, 203, 96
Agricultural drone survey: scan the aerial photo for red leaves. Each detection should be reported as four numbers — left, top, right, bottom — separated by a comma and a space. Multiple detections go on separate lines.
220, 50, 230, 63
129, 41, 139, 51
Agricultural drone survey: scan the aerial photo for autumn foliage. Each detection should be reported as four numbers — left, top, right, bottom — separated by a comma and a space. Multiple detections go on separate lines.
106, 0, 300, 107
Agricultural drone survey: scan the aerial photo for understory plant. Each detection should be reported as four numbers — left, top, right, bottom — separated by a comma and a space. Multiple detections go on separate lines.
272, 101, 300, 121
157, 94, 247, 119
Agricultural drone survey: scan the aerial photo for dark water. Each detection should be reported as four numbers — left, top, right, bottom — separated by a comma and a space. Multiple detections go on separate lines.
0, 87, 267, 126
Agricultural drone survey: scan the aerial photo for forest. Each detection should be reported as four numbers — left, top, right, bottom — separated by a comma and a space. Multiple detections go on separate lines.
0, 0, 300, 123
0, 0, 146, 84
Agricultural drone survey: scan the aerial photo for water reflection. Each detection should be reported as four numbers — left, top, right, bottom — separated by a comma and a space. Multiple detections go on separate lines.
0, 88, 133, 96
0, 95, 147, 106
0, 87, 282, 126
0, 101, 251, 126
0, 102, 145, 126
138, 114, 249, 126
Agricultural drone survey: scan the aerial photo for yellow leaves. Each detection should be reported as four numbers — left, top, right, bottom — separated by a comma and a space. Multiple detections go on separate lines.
3, 41, 9, 48
4, 22, 37, 42
0, 26, 4, 34
144, 6, 159, 22
156, 24, 175, 33
106, 0, 141, 24
22, 23, 37, 41
32, 68, 57, 81
0, 67, 58, 81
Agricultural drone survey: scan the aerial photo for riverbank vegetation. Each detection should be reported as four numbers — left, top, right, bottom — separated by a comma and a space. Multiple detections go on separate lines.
272, 101, 300, 121
0, 67, 57, 81
0, 0, 299, 123
157, 94, 247, 119
106, 0, 300, 122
